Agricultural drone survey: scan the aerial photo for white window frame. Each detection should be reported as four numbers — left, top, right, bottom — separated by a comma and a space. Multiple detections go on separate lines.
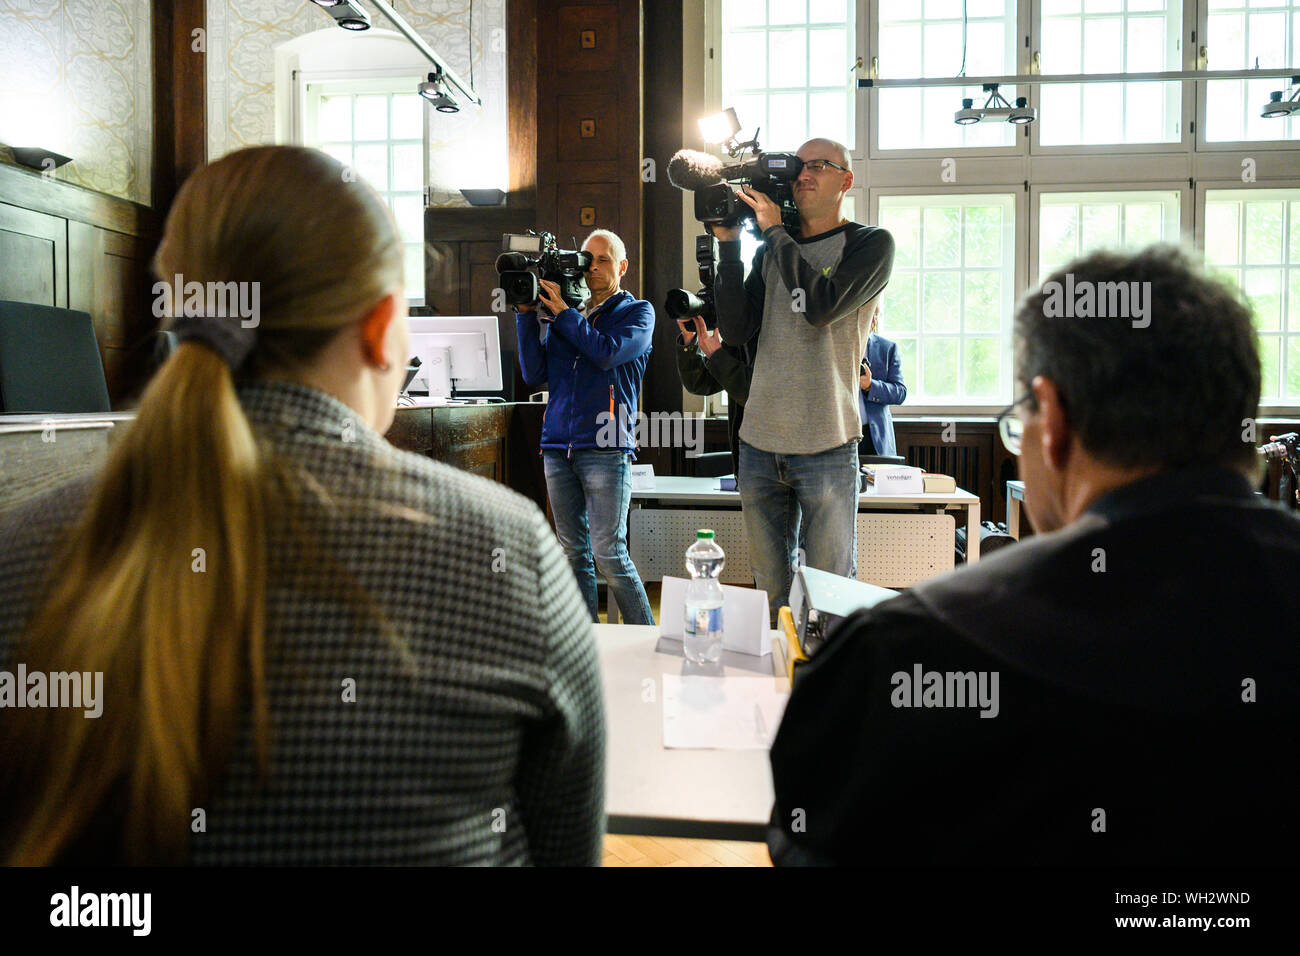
1027, 0, 1194, 156
297, 71, 428, 307
870, 187, 1027, 414
866, 0, 1030, 160
1196, 0, 1300, 151
1197, 180, 1300, 414
1029, 183, 1193, 287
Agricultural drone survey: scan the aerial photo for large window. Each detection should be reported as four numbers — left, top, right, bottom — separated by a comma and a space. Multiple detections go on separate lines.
1037, 0, 1183, 146
1205, 0, 1300, 143
1038, 190, 1182, 280
876, 0, 1020, 151
305, 79, 426, 305
720, 0, 857, 151
1205, 189, 1300, 403
878, 194, 1018, 404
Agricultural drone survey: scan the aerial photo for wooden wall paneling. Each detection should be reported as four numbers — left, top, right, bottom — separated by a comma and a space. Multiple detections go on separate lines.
640, 0, 686, 425
68, 222, 158, 405
506, 0, 539, 207
152, 0, 208, 210
0, 202, 67, 308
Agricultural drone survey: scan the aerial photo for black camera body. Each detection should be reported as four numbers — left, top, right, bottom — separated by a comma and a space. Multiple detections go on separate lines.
665, 235, 720, 330
495, 231, 593, 310
695, 152, 803, 231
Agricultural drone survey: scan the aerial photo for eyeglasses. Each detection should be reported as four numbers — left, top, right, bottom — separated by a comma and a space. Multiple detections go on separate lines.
800, 159, 848, 173
996, 393, 1033, 456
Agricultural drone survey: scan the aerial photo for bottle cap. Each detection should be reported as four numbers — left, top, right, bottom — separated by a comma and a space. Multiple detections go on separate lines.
696, 529, 715, 539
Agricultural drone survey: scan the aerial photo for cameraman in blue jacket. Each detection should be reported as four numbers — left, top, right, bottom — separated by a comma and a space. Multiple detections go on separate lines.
517, 229, 656, 624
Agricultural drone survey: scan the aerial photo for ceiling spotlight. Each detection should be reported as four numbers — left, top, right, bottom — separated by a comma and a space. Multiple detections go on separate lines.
1262, 80, 1300, 118
419, 70, 460, 113
310, 0, 371, 30
1008, 96, 1037, 125
953, 83, 1036, 126
954, 97, 981, 125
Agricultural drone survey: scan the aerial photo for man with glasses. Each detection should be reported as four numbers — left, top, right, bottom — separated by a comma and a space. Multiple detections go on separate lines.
710, 138, 895, 623
767, 244, 1300, 865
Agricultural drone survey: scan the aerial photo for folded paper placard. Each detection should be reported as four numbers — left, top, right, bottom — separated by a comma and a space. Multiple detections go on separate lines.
658, 576, 771, 657
630, 464, 655, 492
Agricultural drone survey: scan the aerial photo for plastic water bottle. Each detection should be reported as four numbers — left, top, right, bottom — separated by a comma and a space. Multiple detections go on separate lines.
684, 530, 725, 663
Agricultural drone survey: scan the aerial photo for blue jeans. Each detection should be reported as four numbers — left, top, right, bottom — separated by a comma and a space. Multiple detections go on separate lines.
738, 439, 860, 620
543, 448, 655, 625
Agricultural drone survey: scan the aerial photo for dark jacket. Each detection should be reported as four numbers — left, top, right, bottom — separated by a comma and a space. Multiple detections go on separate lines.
516, 291, 653, 454
858, 333, 906, 457
768, 466, 1300, 866
674, 331, 752, 475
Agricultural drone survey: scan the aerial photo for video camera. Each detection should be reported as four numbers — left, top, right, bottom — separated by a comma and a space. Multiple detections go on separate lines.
667, 115, 802, 233
495, 231, 592, 310
664, 235, 720, 330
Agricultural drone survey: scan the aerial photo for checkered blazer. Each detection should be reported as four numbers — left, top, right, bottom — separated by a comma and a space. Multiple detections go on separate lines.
0, 381, 605, 866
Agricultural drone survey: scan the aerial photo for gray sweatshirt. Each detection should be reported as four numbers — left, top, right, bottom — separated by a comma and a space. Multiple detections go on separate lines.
714, 222, 895, 455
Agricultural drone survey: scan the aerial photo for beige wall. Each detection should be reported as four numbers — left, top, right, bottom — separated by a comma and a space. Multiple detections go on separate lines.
0, 0, 153, 205
206, 0, 507, 205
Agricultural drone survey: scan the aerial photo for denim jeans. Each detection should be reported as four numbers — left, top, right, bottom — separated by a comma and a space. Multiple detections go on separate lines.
543, 448, 655, 625
738, 438, 860, 620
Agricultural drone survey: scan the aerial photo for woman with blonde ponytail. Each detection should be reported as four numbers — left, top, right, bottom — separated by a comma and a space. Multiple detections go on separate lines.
0, 146, 606, 866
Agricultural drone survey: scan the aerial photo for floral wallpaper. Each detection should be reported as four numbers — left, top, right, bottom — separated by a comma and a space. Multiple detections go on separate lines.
0, 0, 153, 205
207, 0, 507, 206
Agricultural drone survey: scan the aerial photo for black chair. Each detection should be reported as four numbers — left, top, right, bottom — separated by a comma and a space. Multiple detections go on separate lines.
688, 450, 733, 478
0, 301, 111, 413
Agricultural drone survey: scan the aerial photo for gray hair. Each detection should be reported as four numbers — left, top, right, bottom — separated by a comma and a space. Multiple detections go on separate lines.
583, 229, 627, 264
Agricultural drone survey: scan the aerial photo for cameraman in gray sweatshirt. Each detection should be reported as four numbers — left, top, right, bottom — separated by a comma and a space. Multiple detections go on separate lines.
711, 138, 894, 622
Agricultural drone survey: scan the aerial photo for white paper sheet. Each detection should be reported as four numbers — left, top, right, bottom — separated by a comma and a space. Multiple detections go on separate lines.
661, 674, 789, 750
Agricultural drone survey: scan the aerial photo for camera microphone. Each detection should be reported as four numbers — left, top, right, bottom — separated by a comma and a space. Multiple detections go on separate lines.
667, 149, 725, 191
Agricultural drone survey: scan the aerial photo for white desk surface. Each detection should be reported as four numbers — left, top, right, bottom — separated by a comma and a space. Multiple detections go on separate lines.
595, 623, 785, 841
632, 474, 979, 507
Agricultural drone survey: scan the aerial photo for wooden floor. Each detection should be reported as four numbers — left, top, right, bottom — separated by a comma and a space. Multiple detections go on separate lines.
603, 834, 772, 867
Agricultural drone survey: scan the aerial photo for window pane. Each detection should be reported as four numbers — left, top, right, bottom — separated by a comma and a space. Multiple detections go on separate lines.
768, 91, 807, 147
964, 271, 1002, 332
1259, 335, 1281, 398
393, 143, 423, 191
354, 144, 388, 191
318, 95, 352, 142
1081, 204, 1121, 250
769, 30, 808, 87
770, 0, 807, 26
1038, 191, 1180, 284
404, 243, 424, 302
923, 337, 959, 396
1040, 1, 1182, 145
922, 272, 960, 331
354, 94, 388, 141
809, 0, 845, 22
1246, 269, 1283, 330
1206, 1, 1300, 141
965, 337, 1001, 398
808, 90, 849, 145
808, 29, 847, 87
726, 31, 768, 88
1287, 335, 1300, 401
1205, 203, 1241, 264
1245, 201, 1285, 263
880, 194, 1015, 404
392, 195, 423, 244
923, 206, 961, 267
391, 93, 422, 140
876, 2, 1016, 150
885, 272, 919, 331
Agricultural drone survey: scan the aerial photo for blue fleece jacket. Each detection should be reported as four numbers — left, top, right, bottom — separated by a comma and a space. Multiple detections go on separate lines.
516, 290, 654, 455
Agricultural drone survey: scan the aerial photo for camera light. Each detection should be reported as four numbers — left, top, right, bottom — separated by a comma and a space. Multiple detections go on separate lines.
1262, 85, 1300, 119
699, 108, 741, 145
954, 98, 982, 125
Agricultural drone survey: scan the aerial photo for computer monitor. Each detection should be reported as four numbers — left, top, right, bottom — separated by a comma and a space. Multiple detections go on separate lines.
405, 316, 503, 398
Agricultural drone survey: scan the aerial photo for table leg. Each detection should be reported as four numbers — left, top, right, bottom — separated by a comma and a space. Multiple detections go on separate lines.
1007, 491, 1020, 540
965, 500, 981, 563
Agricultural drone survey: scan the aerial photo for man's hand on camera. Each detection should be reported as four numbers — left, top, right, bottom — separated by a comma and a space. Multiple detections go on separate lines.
676, 317, 697, 345
733, 185, 782, 232
708, 223, 743, 242
693, 316, 723, 358
537, 279, 568, 317
860, 364, 872, 392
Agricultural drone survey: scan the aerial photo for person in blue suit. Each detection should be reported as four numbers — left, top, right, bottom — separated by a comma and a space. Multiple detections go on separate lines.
858, 304, 907, 457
